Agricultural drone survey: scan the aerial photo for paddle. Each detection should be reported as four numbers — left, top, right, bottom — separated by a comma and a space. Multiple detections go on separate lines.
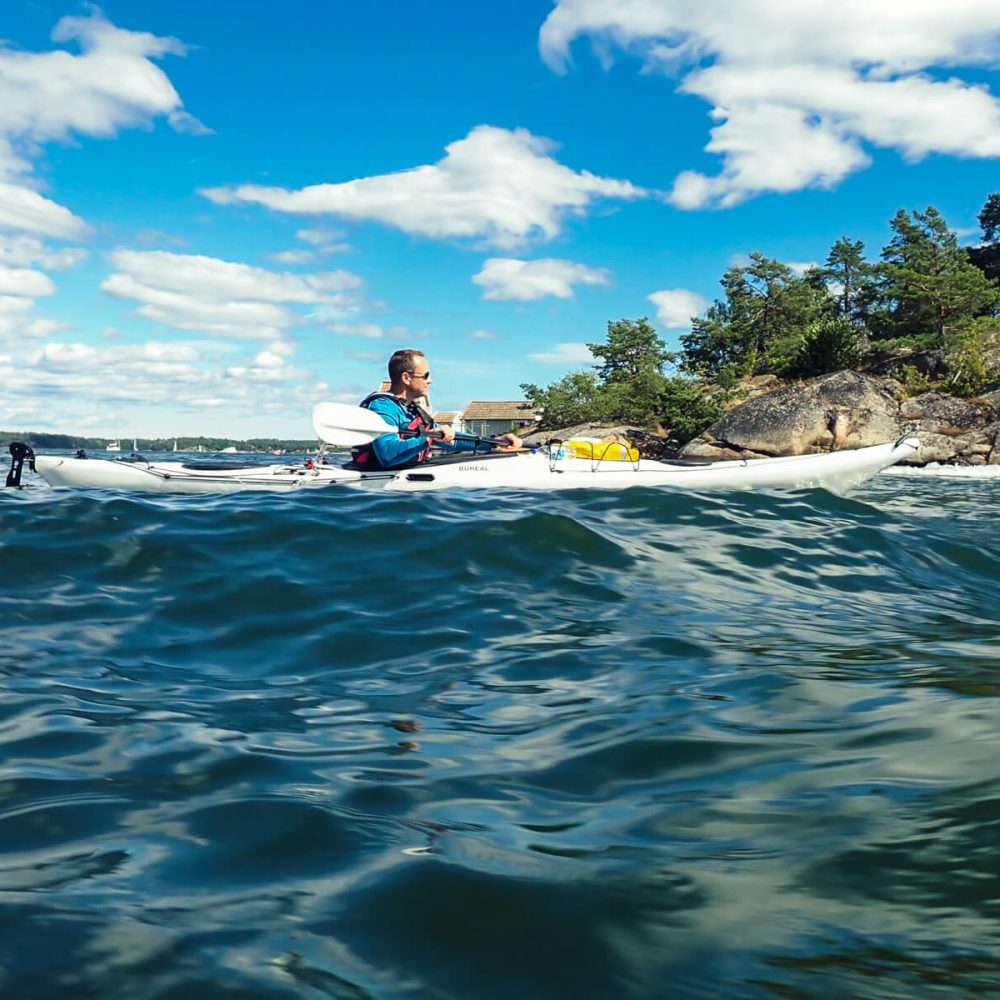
311, 402, 518, 449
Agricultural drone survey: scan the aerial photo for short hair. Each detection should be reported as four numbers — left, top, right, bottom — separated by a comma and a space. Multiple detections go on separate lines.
388, 348, 425, 385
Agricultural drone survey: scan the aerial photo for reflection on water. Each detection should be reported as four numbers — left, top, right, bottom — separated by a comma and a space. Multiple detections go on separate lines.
0, 474, 998, 997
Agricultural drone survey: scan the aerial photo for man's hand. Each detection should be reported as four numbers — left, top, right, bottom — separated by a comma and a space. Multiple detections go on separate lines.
431, 425, 456, 444
495, 433, 522, 451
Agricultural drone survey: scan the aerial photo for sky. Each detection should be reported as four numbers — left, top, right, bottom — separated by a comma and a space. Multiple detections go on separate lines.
3, 1, 1000, 439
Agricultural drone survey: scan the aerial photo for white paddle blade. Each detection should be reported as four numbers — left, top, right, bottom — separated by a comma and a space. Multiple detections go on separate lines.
312, 402, 392, 446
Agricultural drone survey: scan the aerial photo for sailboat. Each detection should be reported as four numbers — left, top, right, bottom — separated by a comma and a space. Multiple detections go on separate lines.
106, 439, 121, 452
173, 439, 178, 452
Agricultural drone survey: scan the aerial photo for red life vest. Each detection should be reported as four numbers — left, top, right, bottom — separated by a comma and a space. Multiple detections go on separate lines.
349, 392, 434, 469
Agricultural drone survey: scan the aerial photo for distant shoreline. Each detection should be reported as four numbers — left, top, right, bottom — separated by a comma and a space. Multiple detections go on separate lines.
1, 432, 318, 453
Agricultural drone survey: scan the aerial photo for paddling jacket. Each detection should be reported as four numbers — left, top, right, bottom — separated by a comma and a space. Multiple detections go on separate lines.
350, 392, 477, 470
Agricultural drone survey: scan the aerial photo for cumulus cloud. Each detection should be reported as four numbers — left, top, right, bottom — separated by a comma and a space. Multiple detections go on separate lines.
0, 247, 75, 341
270, 227, 351, 265
0, 233, 88, 270
1, 332, 328, 435
0, 182, 87, 241
648, 288, 708, 328
202, 125, 647, 249
0, 291, 69, 340
0, 7, 204, 237
100, 250, 364, 340
226, 346, 310, 382
473, 257, 611, 300
0, 263, 55, 298
540, 0, 1000, 207
328, 322, 386, 339
41, 340, 202, 369
527, 342, 596, 364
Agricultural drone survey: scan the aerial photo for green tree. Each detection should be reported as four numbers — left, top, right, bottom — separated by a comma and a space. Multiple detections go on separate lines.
968, 192, 1000, 286
520, 371, 609, 430
787, 316, 864, 378
944, 317, 1000, 397
523, 316, 720, 440
818, 237, 877, 324
680, 253, 826, 378
585, 317, 673, 424
587, 317, 674, 384
877, 206, 1000, 345
657, 377, 722, 443
680, 299, 744, 382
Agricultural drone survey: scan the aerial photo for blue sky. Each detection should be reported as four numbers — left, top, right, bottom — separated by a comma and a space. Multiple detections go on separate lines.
3, 1, 1000, 438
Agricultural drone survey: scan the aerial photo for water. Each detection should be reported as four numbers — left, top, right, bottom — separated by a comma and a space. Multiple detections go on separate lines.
1, 468, 999, 998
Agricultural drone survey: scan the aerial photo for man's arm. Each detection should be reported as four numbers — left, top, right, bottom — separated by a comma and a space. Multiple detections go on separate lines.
366, 398, 429, 468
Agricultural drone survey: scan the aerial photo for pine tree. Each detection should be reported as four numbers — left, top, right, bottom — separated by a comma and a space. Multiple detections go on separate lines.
879, 207, 1000, 345
968, 192, 1000, 286
819, 237, 877, 324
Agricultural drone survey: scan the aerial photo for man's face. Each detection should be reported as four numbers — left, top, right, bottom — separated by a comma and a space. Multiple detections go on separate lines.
403, 356, 431, 397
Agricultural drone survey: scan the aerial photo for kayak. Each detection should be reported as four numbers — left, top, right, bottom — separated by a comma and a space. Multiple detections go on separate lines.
19, 451, 393, 494
380, 436, 921, 494
8, 435, 920, 496
310, 401, 921, 494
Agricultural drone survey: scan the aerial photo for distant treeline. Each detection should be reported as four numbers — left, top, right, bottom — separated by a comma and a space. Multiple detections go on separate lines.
0, 434, 318, 452
523, 196, 1000, 441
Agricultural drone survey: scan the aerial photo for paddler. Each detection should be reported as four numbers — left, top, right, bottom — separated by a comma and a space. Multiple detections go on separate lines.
350, 349, 521, 470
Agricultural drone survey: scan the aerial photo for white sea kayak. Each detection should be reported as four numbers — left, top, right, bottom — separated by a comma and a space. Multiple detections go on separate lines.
25, 452, 393, 494
10, 434, 920, 496
379, 436, 921, 494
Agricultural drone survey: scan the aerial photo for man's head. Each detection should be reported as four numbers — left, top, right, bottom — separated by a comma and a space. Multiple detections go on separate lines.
388, 348, 432, 401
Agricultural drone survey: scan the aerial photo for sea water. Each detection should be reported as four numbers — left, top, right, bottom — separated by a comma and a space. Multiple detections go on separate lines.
1, 468, 998, 998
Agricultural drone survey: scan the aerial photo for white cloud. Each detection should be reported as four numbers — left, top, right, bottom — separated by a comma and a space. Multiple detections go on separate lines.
787, 261, 820, 276
269, 249, 315, 265
0, 8, 204, 237
297, 227, 350, 253
100, 250, 365, 340
329, 322, 386, 339
0, 182, 87, 240
0, 292, 70, 340
471, 329, 497, 340
540, 1, 1000, 207
473, 257, 611, 300
0, 233, 88, 270
0, 263, 55, 298
2, 331, 330, 436
648, 288, 708, 328
527, 342, 596, 364
270, 227, 352, 265
41, 341, 202, 368
226, 348, 309, 381
0, 252, 73, 341
202, 125, 647, 249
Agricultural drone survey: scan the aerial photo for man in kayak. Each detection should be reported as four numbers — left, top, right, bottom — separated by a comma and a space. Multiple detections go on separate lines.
351, 349, 522, 470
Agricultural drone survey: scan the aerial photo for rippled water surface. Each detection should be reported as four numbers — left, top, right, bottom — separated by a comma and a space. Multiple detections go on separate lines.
2, 468, 999, 998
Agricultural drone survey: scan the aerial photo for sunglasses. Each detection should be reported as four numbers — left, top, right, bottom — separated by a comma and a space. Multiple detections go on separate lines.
407, 370, 431, 379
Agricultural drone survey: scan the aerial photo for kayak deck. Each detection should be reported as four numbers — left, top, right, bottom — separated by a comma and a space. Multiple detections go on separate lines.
10, 436, 920, 495
384, 437, 921, 494
22, 451, 393, 494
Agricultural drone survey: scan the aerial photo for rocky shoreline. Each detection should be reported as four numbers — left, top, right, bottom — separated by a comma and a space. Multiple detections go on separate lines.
525, 369, 1000, 467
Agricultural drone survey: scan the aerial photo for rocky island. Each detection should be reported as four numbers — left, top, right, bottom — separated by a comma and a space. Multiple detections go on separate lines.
522, 198, 1000, 468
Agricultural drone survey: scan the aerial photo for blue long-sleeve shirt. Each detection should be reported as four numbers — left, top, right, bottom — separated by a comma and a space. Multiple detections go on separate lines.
365, 395, 480, 469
